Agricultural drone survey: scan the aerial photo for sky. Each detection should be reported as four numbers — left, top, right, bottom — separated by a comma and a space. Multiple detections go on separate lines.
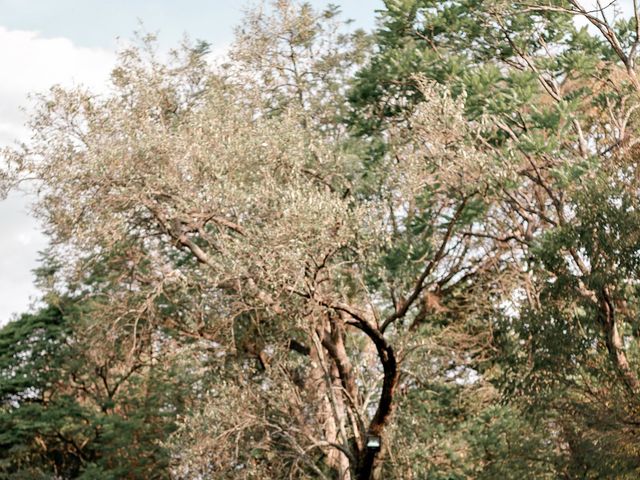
0, 0, 383, 324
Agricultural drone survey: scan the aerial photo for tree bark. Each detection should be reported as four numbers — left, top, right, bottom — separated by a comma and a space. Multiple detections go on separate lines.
353, 321, 399, 480
310, 321, 354, 479
600, 287, 639, 394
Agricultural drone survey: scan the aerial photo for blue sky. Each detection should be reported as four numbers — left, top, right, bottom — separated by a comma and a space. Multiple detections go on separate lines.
0, 0, 383, 323
0, 1, 382, 49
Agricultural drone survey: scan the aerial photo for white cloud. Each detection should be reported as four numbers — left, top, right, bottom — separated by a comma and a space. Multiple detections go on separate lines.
0, 27, 116, 324
0, 26, 115, 144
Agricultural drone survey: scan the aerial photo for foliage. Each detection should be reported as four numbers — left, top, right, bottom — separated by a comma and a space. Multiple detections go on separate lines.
0, 292, 191, 479
3, 0, 640, 478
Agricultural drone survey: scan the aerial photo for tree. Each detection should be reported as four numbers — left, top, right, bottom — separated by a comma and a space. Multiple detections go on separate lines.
0, 256, 195, 479
350, 0, 640, 476
5, 0, 640, 478
5, 2, 507, 477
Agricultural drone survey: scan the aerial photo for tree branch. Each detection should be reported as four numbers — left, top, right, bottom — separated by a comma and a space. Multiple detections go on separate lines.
380, 196, 469, 333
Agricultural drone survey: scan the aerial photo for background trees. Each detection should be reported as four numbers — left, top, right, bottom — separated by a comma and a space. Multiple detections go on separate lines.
3, 0, 640, 478
0, 284, 191, 479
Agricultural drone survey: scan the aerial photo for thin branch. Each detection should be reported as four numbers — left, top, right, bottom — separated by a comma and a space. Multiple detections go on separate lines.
380, 196, 470, 333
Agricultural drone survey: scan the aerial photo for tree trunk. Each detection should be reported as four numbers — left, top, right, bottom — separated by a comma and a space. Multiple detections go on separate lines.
600, 288, 639, 394
354, 323, 399, 480
310, 323, 353, 479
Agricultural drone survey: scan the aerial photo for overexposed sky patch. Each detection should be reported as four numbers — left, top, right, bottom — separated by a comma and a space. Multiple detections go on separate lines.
0, 28, 115, 323
0, 26, 115, 144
